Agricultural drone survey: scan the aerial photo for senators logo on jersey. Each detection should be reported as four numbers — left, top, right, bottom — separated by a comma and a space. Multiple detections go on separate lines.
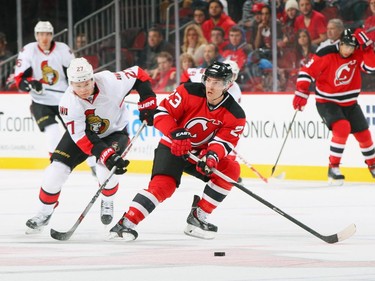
85, 109, 110, 134
40, 60, 59, 85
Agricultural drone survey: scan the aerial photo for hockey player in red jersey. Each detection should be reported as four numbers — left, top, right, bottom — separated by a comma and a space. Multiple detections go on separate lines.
108, 61, 246, 241
25, 58, 157, 234
293, 28, 375, 184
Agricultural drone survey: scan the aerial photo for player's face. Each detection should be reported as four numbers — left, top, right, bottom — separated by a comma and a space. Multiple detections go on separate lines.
71, 79, 95, 99
36, 32, 53, 51
339, 43, 355, 58
205, 76, 226, 105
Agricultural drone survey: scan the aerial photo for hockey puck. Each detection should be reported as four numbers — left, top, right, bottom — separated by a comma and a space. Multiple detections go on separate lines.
214, 252, 225, 256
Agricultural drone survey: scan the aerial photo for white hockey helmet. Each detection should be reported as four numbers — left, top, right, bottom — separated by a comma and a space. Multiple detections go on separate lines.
223, 59, 239, 81
34, 21, 54, 39
67, 58, 94, 84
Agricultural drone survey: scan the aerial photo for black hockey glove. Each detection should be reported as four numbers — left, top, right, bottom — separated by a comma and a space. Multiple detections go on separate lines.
27, 80, 43, 95
100, 147, 130, 175
138, 97, 157, 126
196, 150, 219, 176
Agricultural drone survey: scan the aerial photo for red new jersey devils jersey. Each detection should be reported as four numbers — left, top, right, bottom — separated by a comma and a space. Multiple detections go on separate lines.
296, 45, 375, 106
154, 82, 246, 159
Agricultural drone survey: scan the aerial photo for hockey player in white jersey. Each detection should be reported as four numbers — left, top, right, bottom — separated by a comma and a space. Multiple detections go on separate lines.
14, 21, 97, 175
180, 59, 242, 103
25, 58, 157, 234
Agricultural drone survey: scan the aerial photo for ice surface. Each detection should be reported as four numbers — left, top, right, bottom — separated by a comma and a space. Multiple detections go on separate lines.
0, 170, 374, 281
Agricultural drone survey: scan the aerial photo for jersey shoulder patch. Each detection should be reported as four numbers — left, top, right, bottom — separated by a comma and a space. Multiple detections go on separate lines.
315, 45, 338, 57
184, 82, 206, 98
223, 94, 246, 119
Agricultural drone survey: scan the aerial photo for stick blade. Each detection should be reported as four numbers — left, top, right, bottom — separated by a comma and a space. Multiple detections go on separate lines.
50, 228, 74, 241
322, 223, 356, 244
337, 223, 356, 242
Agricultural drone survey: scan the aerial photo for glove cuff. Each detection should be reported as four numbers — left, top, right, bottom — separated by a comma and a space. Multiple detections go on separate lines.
170, 128, 192, 140
99, 147, 115, 165
138, 97, 157, 110
295, 90, 309, 99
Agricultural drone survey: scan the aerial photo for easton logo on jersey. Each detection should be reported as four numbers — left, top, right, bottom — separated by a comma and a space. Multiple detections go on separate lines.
334, 60, 357, 87
85, 109, 110, 134
185, 117, 222, 146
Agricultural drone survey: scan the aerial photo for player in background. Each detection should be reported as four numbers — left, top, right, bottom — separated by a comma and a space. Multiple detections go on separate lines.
293, 28, 375, 184
13, 21, 97, 175
108, 61, 246, 241
25, 58, 157, 234
180, 59, 241, 103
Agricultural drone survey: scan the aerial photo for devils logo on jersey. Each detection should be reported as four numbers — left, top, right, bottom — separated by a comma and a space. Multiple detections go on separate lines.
334, 60, 357, 87
185, 117, 223, 146
85, 109, 110, 134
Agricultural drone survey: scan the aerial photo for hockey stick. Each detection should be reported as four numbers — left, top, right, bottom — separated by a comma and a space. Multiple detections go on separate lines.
188, 153, 356, 244
50, 121, 147, 241
232, 150, 268, 183
271, 110, 298, 177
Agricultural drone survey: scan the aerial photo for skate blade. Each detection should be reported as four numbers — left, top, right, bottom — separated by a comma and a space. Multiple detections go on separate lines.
25, 226, 44, 235
106, 232, 136, 241
184, 224, 216, 240
328, 177, 344, 186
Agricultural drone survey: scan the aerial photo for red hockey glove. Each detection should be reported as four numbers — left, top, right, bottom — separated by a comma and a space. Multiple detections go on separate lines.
99, 147, 129, 175
170, 128, 192, 158
138, 97, 157, 126
293, 91, 309, 111
354, 29, 373, 50
196, 150, 219, 176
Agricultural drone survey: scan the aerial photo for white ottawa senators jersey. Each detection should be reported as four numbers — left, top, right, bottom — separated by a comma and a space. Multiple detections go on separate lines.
154, 82, 246, 159
181, 68, 242, 104
58, 66, 150, 155
14, 41, 74, 106
296, 45, 375, 106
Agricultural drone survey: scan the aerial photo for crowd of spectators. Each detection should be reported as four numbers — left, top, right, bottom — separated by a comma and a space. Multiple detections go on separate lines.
1, 0, 375, 92
137, 0, 375, 92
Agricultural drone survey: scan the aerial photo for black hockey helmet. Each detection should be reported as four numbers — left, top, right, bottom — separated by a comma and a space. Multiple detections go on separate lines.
202, 61, 233, 87
340, 28, 358, 47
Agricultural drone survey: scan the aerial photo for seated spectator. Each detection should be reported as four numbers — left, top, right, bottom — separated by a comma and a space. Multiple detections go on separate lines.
241, 2, 266, 48
316, 18, 344, 52
242, 49, 273, 91
364, 0, 375, 41
209, 26, 228, 53
201, 0, 236, 41
151, 52, 176, 92
278, 0, 299, 49
294, 0, 327, 46
221, 25, 251, 71
180, 53, 196, 75
182, 24, 207, 66
192, 6, 208, 27
254, 5, 283, 51
281, 28, 316, 91
199, 42, 224, 68
137, 27, 175, 74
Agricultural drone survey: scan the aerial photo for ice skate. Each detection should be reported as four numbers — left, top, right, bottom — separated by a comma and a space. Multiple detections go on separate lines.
328, 165, 345, 186
101, 199, 114, 225
184, 195, 218, 239
25, 213, 52, 234
108, 217, 138, 241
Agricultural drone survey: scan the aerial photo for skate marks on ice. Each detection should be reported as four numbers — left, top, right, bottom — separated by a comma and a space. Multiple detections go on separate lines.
0, 170, 375, 280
